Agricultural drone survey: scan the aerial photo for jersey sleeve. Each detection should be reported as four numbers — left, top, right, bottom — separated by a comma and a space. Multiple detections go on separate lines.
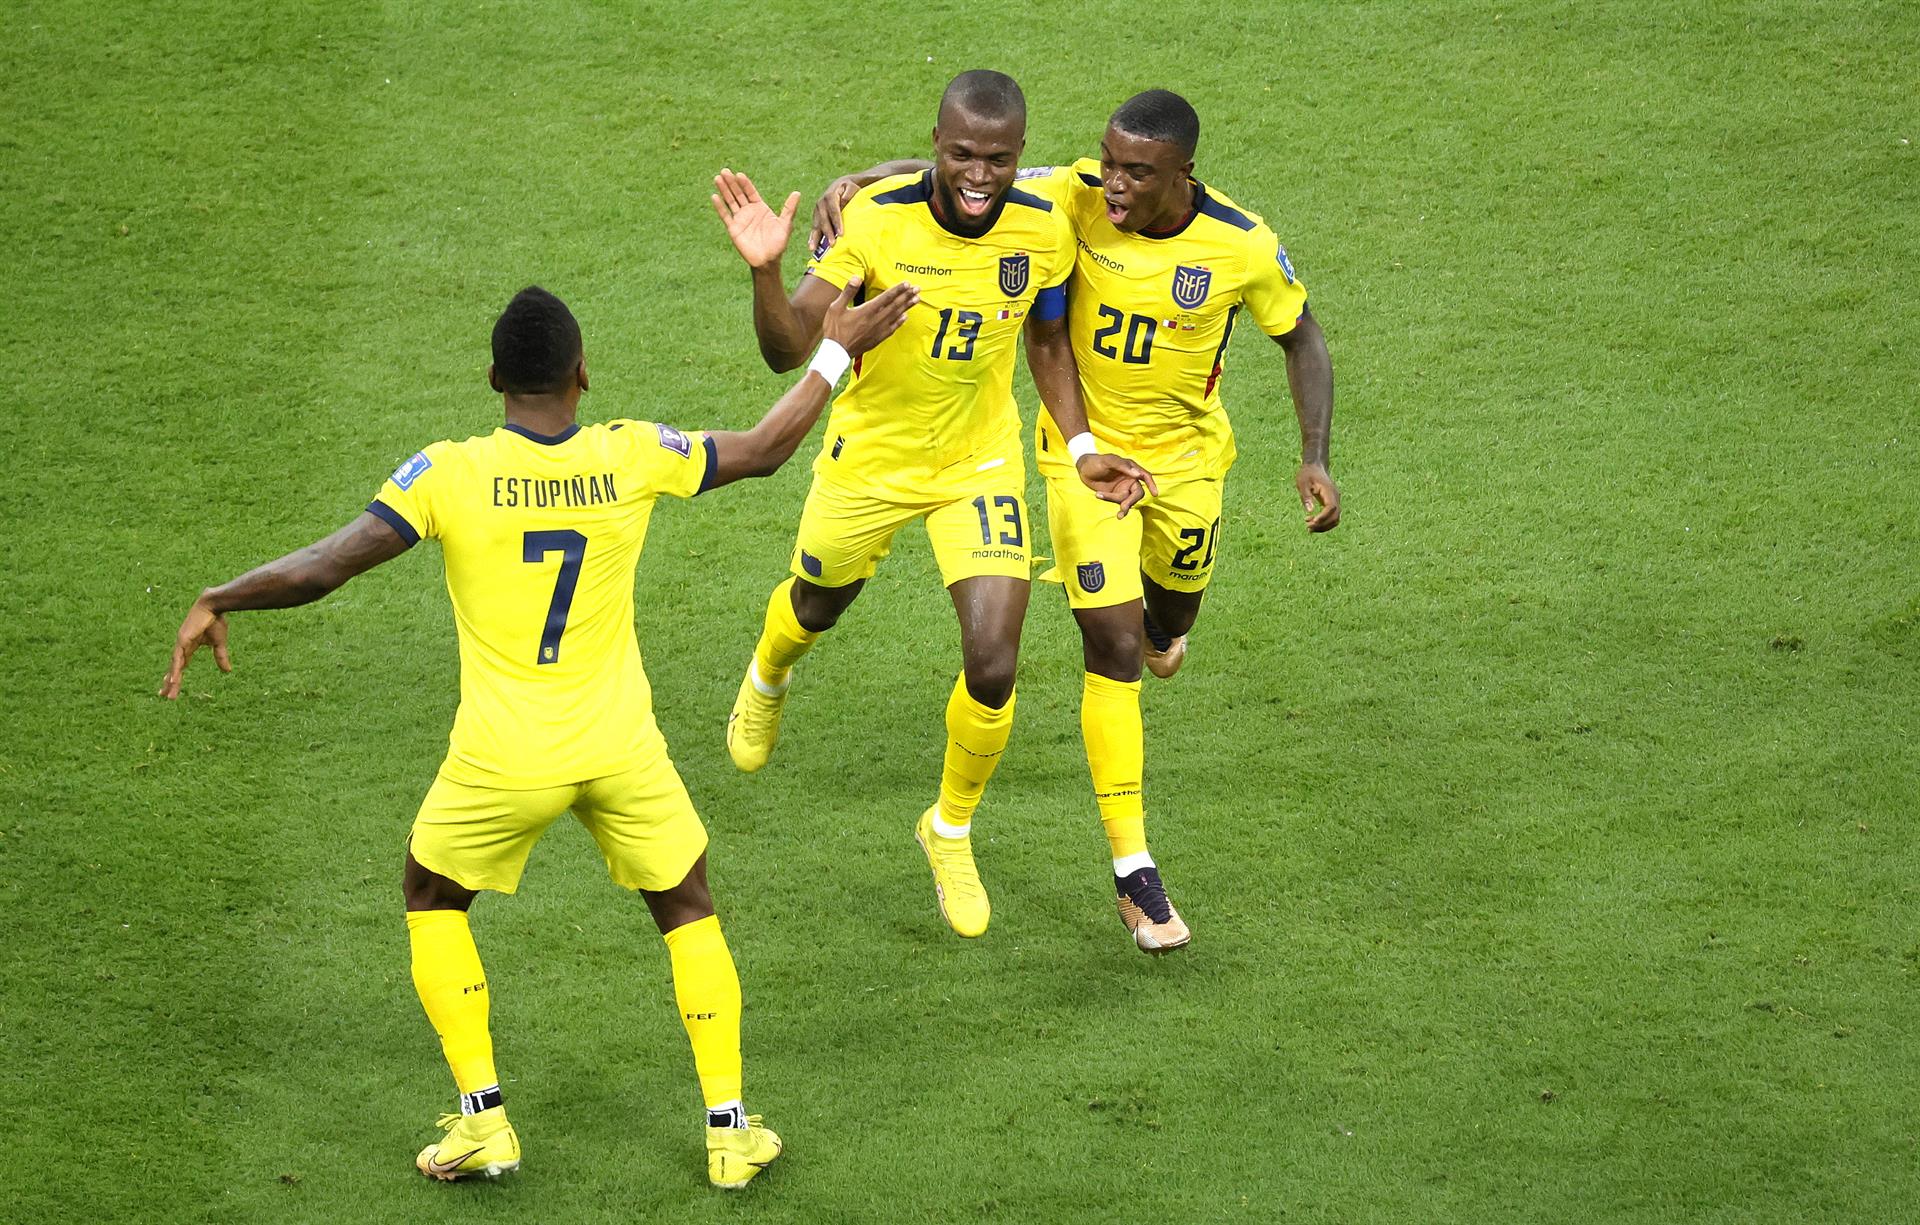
1012, 164, 1073, 206
1040, 203, 1076, 289
615, 421, 718, 500
1242, 223, 1310, 337
807, 191, 879, 291
367, 441, 452, 545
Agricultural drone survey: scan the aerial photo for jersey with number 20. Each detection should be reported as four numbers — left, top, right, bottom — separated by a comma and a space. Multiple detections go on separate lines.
369, 420, 714, 789
1022, 158, 1308, 483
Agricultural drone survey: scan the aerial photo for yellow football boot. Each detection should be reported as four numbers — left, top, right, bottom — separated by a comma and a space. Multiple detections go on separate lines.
726, 667, 787, 772
914, 806, 991, 937
707, 1115, 783, 1189
416, 1107, 521, 1180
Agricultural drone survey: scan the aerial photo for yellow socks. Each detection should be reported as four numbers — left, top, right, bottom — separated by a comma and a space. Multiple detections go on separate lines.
1081, 671, 1148, 860
407, 909, 498, 1096
938, 674, 1016, 829
752, 578, 820, 688
664, 914, 744, 1110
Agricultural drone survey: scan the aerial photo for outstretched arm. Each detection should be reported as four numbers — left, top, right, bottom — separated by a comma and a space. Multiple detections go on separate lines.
1274, 304, 1340, 532
159, 512, 412, 698
808, 159, 932, 253
1025, 312, 1157, 517
703, 278, 919, 489
712, 169, 842, 371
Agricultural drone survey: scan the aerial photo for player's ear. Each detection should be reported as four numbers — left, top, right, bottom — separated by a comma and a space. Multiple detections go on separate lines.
487, 363, 502, 393
575, 359, 589, 393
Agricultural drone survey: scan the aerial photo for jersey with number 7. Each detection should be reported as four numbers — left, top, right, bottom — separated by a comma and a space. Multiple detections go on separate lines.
369, 419, 715, 788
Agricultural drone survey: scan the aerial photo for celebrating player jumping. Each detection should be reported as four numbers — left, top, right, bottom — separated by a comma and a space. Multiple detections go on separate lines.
710, 70, 1155, 940
161, 281, 915, 1185
810, 89, 1341, 955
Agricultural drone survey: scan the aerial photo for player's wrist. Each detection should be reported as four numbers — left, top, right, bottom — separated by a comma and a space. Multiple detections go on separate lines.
808, 339, 851, 388
1066, 431, 1098, 463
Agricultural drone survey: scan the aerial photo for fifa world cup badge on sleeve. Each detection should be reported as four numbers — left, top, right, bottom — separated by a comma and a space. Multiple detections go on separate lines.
1276, 244, 1297, 284
391, 451, 432, 491
656, 424, 692, 457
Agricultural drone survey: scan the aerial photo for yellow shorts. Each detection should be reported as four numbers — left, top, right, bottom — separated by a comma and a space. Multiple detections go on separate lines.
789, 465, 1032, 590
1044, 468, 1224, 609
409, 732, 708, 895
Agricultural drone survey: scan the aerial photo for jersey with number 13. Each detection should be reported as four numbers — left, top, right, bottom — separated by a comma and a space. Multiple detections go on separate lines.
369, 420, 715, 788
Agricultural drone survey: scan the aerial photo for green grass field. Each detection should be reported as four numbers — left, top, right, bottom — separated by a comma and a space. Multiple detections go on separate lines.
4, 1, 1916, 1220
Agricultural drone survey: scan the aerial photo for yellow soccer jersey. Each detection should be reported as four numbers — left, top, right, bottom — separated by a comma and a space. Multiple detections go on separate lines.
806, 169, 1075, 500
368, 420, 714, 789
1024, 158, 1308, 482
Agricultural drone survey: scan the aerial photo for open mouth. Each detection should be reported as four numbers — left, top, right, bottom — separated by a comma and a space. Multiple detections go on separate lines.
958, 187, 994, 216
1105, 197, 1129, 224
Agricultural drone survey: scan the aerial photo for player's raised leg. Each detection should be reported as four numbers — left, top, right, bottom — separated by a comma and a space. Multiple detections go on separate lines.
729, 576, 863, 771
1142, 577, 1205, 679
404, 853, 522, 1180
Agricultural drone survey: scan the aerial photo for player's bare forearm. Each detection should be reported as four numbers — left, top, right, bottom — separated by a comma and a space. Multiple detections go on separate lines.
1023, 314, 1091, 438
202, 513, 411, 614
1277, 306, 1333, 468
706, 376, 833, 487
749, 266, 815, 372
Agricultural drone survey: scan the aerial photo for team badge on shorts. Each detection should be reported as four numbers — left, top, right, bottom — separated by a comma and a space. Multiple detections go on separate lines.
999, 253, 1030, 297
1077, 561, 1106, 594
1171, 265, 1212, 310
800, 550, 823, 578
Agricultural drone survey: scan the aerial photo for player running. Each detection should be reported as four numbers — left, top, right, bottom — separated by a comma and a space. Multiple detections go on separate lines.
710, 70, 1153, 940
808, 89, 1341, 955
160, 281, 915, 1186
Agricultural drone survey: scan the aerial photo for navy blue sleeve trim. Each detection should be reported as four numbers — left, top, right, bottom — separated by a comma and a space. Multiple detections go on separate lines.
1003, 186, 1053, 212
366, 500, 420, 547
1076, 171, 1101, 188
696, 434, 719, 494
1033, 284, 1067, 321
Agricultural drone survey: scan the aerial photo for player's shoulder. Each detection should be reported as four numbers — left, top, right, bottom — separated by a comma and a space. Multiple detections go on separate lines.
1191, 179, 1269, 238
596, 418, 700, 460
852, 170, 932, 212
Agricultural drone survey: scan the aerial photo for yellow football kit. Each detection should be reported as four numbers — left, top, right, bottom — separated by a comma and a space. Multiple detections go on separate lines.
796, 169, 1076, 587
369, 419, 716, 891
1021, 159, 1308, 606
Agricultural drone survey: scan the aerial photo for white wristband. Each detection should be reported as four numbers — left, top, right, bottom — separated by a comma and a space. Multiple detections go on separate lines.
808, 339, 851, 388
1066, 431, 1097, 462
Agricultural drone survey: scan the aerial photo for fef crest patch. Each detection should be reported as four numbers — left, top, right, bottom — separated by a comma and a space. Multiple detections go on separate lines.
656, 424, 692, 457
800, 550, 823, 578
1171, 265, 1212, 310
999, 253, 1030, 297
1077, 561, 1106, 593
390, 451, 432, 491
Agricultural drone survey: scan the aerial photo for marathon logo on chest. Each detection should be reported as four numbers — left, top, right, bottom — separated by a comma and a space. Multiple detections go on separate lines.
390, 451, 432, 491
1171, 265, 1212, 310
656, 423, 692, 457
999, 253, 1030, 297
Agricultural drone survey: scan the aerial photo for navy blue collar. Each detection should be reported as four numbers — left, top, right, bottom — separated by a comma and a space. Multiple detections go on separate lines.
503, 422, 580, 446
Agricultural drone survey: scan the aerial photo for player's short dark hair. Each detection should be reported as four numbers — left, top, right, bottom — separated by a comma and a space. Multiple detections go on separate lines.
1110, 89, 1200, 160
939, 69, 1026, 127
491, 286, 582, 395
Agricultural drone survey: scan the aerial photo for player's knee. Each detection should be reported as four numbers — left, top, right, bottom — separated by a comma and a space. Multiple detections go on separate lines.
1083, 623, 1143, 681
791, 579, 856, 632
962, 659, 1017, 709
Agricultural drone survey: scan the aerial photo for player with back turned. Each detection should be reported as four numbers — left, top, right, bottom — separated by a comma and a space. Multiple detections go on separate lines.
709, 69, 1153, 940
811, 89, 1342, 955
160, 280, 915, 1186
